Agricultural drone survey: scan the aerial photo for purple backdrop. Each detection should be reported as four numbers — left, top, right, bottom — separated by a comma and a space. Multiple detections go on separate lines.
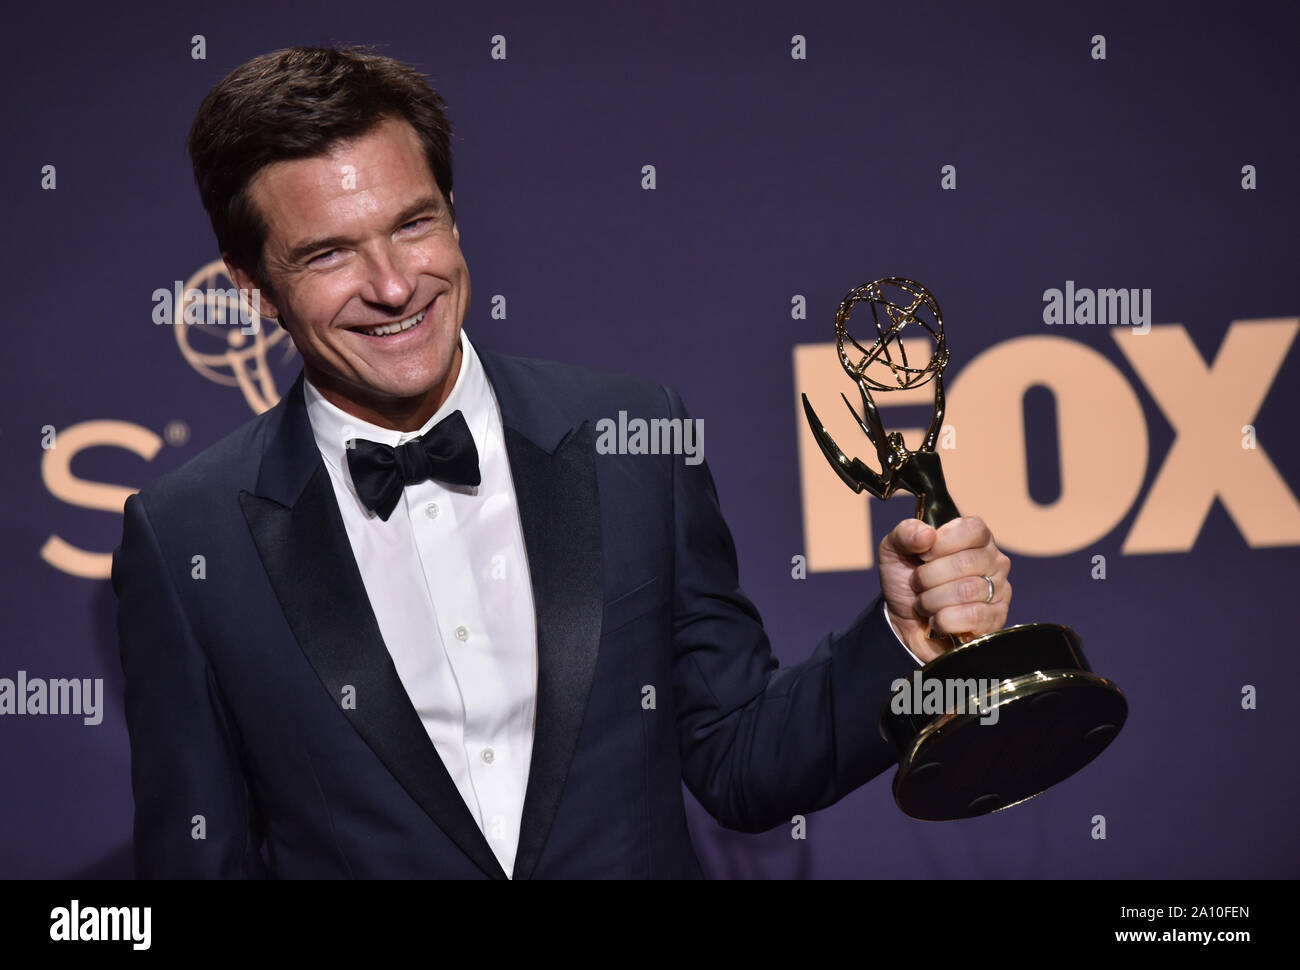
3, 0, 1297, 878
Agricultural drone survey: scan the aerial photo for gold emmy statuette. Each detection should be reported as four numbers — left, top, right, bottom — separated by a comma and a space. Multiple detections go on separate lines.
801, 277, 1127, 821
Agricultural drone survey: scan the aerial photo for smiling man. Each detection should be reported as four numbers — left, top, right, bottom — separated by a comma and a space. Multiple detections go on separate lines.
112, 45, 1012, 879
240, 115, 468, 430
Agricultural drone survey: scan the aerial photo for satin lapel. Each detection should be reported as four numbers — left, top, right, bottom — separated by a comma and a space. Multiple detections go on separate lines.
478, 350, 605, 881
239, 373, 507, 880
503, 424, 603, 880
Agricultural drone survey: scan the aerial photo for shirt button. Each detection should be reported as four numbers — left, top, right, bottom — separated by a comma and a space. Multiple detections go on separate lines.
481, 747, 495, 764
455, 626, 469, 642
425, 503, 439, 519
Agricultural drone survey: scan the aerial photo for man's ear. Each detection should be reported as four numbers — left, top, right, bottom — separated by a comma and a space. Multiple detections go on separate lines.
449, 190, 459, 242
224, 256, 281, 321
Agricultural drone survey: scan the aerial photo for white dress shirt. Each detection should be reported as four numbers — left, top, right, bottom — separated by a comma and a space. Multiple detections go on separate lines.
304, 328, 537, 878
304, 328, 922, 878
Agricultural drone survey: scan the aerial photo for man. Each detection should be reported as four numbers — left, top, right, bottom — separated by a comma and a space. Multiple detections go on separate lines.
113, 46, 1012, 879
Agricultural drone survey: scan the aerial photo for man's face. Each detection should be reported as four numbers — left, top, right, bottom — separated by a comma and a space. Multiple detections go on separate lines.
229, 116, 470, 428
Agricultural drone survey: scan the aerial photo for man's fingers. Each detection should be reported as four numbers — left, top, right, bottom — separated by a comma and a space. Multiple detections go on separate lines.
926, 516, 993, 560
887, 515, 1013, 639
885, 519, 936, 558
915, 544, 1009, 591
929, 601, 1008, 638
918, 574, 1012, 618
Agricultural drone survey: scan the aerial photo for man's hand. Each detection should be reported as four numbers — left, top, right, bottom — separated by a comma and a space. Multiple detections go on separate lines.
878, 516, 1012, 664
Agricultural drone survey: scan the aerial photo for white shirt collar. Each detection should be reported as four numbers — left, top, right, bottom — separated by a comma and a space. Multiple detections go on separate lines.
302, 327, 492, 492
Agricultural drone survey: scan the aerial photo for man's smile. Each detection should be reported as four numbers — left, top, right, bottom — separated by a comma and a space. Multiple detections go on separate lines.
348, 295, 436, 338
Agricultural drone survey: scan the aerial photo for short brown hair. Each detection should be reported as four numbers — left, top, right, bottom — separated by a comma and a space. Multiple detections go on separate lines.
187, 45, 456, 290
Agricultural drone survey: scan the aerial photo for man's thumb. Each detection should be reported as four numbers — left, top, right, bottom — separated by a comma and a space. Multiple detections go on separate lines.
896, 519, 936, 555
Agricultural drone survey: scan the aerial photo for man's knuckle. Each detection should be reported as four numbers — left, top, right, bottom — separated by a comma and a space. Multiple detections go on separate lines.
937, 604, 966, 632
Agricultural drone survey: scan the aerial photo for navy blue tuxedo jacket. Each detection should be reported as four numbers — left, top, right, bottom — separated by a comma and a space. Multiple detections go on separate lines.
112, 348, 914, 879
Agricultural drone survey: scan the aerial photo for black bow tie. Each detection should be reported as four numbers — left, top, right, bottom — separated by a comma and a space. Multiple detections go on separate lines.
345, 409, 481, 521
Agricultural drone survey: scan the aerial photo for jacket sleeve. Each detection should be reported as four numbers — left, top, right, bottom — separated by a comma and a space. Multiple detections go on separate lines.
664, 384, 915, 833
112, 492, 267, 878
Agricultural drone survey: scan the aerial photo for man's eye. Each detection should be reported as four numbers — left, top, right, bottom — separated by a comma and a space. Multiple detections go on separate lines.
309, 249, 341, 266
399, 218, 431, 233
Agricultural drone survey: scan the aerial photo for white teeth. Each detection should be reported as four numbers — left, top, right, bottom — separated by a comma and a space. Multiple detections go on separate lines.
358, 305, 428, 337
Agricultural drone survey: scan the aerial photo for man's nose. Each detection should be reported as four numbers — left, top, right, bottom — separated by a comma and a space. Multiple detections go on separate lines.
358, 243, 416, 309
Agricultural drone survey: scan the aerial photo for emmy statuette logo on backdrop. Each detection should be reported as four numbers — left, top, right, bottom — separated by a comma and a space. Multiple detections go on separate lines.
172, 259, 298, 414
